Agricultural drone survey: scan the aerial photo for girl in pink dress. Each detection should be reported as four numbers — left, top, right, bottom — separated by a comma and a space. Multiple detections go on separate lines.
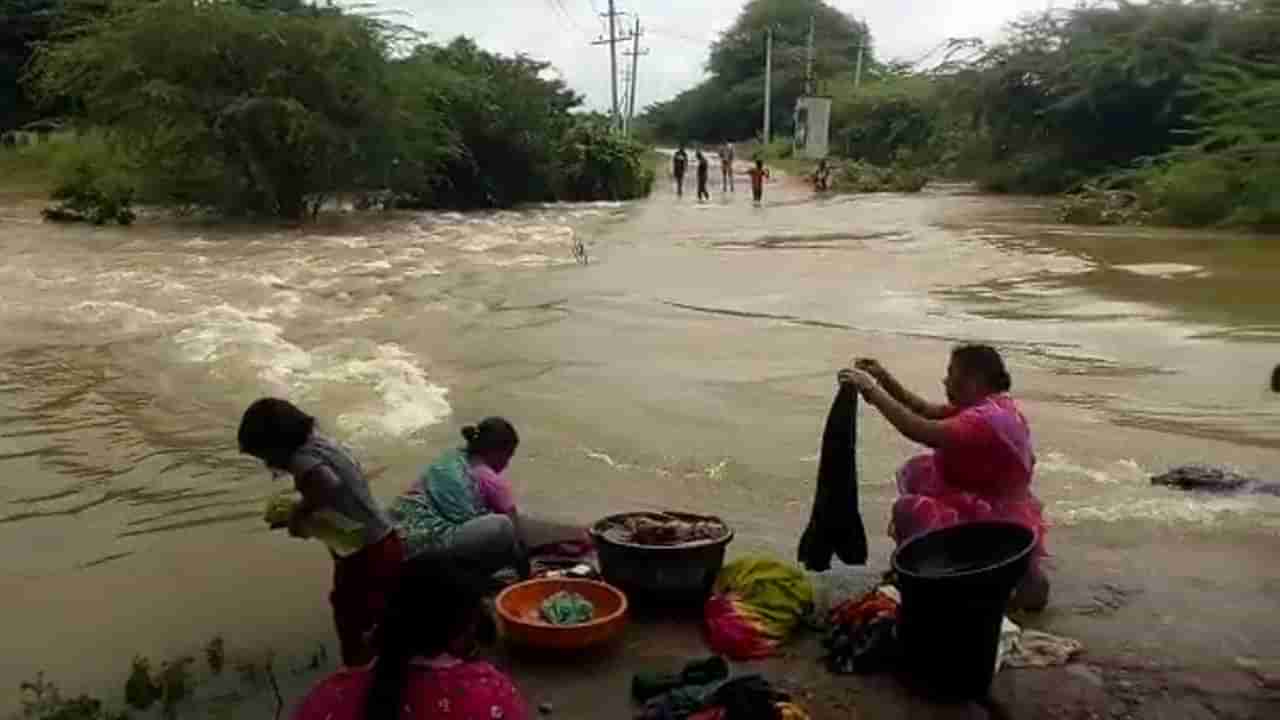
294, 557, 528, 720
840, 344, 1049, 611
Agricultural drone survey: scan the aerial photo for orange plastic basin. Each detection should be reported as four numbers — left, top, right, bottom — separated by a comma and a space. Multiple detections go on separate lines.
495, 578, 629, 651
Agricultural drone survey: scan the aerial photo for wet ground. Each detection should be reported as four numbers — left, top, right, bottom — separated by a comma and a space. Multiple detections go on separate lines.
2, 165, 1279, 716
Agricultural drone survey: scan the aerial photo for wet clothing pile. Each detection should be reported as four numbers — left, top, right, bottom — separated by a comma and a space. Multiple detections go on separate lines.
704, 558, 814, 660
616, 512, 727, 540
797, 384, 867, 572
997, 619, 1083, 670
539, 590, 594, 625
632, 657, 730, 703
823, 585, 902, 675
632, 658, 808, 720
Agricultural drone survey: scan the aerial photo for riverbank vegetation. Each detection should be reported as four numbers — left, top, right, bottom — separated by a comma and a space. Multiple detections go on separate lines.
640, 0, 1280, 230
5, 0, 652, 222
19, 637, 327, 720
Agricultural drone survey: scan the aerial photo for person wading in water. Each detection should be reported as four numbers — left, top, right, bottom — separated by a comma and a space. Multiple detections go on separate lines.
672, 145, 689, 198
696, 149, 711, 202
720, 142, 736, 193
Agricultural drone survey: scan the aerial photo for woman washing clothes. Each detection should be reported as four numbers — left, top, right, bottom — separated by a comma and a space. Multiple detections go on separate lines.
294, 556, 529, 720
838, 345, 1050, 611
238, 398, 403, 667
392, 418, 531, 578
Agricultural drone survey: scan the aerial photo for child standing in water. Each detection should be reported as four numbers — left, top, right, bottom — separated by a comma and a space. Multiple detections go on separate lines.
748, 160, 770, 205
239, 398, 403, 667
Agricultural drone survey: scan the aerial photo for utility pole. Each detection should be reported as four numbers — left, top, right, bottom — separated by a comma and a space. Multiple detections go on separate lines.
854, 19, 866, 89
607, 0, 619, 126
763, 26, 773, 144
623, 16, 647, 137
591, 1, 634, 132
620, 68, 633, 134
805, 13, 816, 96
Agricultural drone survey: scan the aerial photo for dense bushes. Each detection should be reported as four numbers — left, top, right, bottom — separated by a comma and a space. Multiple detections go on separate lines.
24, 0, 651, 221
832, 160, 927, 193
41, 132, 136, 225
555, 121, 655, 202
950, 0, 1280, 228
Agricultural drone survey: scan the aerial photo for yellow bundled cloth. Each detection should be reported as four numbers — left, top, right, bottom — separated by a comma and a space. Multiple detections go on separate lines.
263, 491, 365, 557
703, 556, 815, 660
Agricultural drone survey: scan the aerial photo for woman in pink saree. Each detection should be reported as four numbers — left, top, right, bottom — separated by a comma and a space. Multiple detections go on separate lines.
840, 344, 1049, 611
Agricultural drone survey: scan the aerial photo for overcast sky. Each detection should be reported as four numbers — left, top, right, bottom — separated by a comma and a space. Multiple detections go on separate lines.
372, 1, 1055, 112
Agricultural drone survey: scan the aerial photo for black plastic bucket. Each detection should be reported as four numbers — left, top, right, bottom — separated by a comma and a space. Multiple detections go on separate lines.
892, 522, 1035, 701
589, 512, 734, 605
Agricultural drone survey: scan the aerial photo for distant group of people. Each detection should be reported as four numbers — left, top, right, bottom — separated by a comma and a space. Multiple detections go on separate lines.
672, 142, 771, 205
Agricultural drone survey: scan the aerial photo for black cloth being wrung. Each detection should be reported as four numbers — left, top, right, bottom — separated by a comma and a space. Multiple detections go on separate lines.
797, 383, 867, 571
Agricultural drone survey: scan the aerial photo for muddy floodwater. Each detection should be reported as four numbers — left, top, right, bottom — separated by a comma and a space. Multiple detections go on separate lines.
1, 174, 1277, 705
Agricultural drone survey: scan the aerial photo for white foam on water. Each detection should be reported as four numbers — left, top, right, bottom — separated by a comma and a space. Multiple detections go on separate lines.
705, 460, 729, 481
583, 449, 635, 470
1051, 495, 1273, 527
65, 301, 170, 333
335, 306, 384, 325
1039, 452, 1147, 485
314, 235, 371, 249
392, 247, 428, 261
491, 254, 571, 268
458, 233, 517, 253
173, 304, 312, 388
247, 290, 304, 321
301, 343, 450, 441
171, 308, 451, 440
403, 265, 444, 279
252, 272, 289, 288
182, 238, 217, 249
344, 259, 393, 274
1115, 262, 1205, 278
521, 225, 575, 246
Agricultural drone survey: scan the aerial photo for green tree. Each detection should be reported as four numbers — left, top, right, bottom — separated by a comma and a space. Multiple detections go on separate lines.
2, 0, 63, 132
828, 74, 941, 166
401, 38, 582, 208
24, 0, 651, 219
946, 0, 1224, 192
31, 0, 402, 218
643, 0, 876, 143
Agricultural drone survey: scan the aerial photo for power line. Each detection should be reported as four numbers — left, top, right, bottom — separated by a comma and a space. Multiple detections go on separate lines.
645, 24, 716, 46
547, 0, 592, 39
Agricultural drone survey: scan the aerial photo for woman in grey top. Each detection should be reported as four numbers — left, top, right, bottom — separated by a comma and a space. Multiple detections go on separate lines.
239, 398, 404, 667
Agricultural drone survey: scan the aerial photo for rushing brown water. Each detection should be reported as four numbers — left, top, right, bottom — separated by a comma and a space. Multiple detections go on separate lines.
2, 173, 1278, 705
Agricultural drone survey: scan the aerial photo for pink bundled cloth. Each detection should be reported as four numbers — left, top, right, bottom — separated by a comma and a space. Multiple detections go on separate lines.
891, 394, 1046, 562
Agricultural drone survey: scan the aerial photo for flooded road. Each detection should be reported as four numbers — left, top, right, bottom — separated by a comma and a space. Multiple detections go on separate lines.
1, 174, 1278, 703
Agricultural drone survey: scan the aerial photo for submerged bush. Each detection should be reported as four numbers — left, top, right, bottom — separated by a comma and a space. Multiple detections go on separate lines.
833, 160, 928, 193
975, 149, 1086, 195
1058, 185, 1149, 225
40, 132, 136, 225
20, 674, 128, 720
555, 121, 655, 202
1142, 157, 1239, 227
